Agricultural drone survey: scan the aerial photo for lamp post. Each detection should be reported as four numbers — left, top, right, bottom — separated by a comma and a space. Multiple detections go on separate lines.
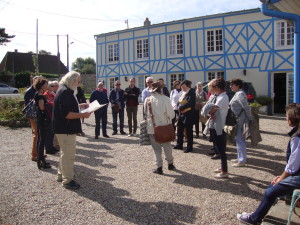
67, 34, 74, 71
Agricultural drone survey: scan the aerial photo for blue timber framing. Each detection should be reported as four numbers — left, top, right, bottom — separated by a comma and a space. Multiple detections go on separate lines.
95, 8, 294, 95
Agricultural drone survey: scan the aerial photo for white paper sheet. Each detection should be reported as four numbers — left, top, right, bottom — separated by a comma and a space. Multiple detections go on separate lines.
81, 101, 107, 113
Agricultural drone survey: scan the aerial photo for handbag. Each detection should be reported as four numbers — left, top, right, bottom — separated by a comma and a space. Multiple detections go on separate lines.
224, 125, 237, 137
111, 103, 120, 112
225, 108, 237, 126
148, 99, 175, 144
139, 120, 151, 146
22, 100, 37, 119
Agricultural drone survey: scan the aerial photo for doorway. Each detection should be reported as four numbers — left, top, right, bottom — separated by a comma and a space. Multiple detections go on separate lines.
273, 73, 286, 113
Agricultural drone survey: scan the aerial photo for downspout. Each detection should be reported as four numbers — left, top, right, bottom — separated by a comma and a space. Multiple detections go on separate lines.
261, 3, 300, 103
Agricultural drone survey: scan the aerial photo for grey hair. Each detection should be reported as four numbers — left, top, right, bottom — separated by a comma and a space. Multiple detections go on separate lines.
59, 71, 80, 91
196, 82, 203, 87
97, 82, 104, 86
52, 80, 59, 85
146, 77, 154, 82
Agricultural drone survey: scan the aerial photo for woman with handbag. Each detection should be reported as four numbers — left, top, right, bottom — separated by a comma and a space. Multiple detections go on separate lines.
33, 77, 51, 169
144, 82, 175, 175
229, 79, 252, 167
194, 82, 208, 138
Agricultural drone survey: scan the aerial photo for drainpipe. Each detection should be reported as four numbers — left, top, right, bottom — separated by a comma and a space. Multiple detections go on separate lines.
261, 3, 300, 103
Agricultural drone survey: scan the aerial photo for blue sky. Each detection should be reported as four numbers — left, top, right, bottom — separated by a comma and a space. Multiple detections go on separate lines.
0, 0, 261, 69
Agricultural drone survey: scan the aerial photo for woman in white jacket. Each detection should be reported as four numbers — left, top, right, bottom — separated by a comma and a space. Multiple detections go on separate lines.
144, 82, 176, 175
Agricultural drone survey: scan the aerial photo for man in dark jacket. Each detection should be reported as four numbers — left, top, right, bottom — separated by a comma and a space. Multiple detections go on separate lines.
109, 80, 126, 135
124, 78, 140, 136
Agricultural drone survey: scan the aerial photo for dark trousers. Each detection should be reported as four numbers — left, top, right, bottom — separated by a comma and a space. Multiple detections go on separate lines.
36, 120, 48, 161
212, 129, 227, 172
177, 115, 193, 150
172, 110, 179, 132
95, 108, 108, 136
126, 106, 138, 134
252, 184, 295, 223
45, 122, 54, 150
194, 110, 200, 135
112, 108, 124, 132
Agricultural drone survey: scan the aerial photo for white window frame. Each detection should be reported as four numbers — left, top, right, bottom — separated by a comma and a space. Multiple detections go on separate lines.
207, 71, 224, 81
275, 21, 294, 49
206, 28, 223, 54
168, 34, 183, 56
108, 43, 119, 62
136, 39, 149, 59
169, 73, 184, 90
109, 77, 118, 91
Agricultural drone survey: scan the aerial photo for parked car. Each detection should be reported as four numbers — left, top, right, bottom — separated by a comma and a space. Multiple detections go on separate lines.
203, 80, 256, 103
0, 83, 19, 94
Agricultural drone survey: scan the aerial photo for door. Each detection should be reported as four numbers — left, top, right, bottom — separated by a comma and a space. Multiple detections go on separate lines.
274, 73, 286, 113
286, 73, 294, 105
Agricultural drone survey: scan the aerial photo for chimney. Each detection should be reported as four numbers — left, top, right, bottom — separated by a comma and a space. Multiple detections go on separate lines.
144, 18, 151, 26
14, 49, 18, 53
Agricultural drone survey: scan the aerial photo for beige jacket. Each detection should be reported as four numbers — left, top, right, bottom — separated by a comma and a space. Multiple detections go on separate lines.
144, 93, 175, 134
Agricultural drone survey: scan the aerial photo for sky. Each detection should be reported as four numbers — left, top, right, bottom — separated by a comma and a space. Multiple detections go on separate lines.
0, 0, 261, 70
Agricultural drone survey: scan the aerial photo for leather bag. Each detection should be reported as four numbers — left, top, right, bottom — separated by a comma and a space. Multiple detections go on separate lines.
111, 103, 120, 112
225, 108, 237, 126
22, 100, 37, 119
148, 98, 175, 144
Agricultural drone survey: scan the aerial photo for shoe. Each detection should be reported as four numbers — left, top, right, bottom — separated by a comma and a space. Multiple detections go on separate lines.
95, 135, 99, 139
173, 145, 183, 150
210, 147, 215, 150
63, 180, 80, 189
195, 134, 200, 138
120, 131, 126, 135
231, 159, 238, 163
103, 134, 110, 138
208, 151, 215, 155
153, 167, 163, 175
215, 173, 229, 179
46, 149, 57, 155
37, 160, 51, 169
232, 162, 246, 167
213, 168, 222, 173
184, 149, 192, 153
128, 133, 133, 137
133, 133, 138, 137
168, 163, 176, 170
31, 157, 38, 162
57, 176, 63, 182
203, 134, 207, 139
237, 212, 258, 225
211, 154, 221, 159
112, 132, 117, 135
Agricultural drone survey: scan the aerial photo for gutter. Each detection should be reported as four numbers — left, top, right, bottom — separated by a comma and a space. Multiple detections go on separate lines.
261, 2, 300, 103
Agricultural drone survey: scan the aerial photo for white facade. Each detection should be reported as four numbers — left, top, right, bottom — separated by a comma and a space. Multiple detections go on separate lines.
95, 8, 294, 113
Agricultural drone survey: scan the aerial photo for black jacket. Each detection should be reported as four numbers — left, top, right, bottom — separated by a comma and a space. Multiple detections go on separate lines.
109, 88, 125, 109
52, 85, 82, 134
24, 86, 36, 105
124, 86, 140, 106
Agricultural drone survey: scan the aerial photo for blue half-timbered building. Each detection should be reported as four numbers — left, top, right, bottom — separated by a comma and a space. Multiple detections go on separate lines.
94, 8, 294, 113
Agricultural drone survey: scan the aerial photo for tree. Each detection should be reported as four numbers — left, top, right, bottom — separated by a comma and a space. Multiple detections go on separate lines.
72, 57, 96, 74
28, 50, 52, 55
0, 28, 15, 45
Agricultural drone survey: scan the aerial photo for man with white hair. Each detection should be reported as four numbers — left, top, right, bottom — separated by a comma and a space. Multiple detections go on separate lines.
141, 77, 154, 103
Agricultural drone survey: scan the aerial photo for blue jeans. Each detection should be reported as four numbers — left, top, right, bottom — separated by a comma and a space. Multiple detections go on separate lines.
235, 126, 247, 163
251, 184, 295, 223
112, 108, 124, 132
95, 107, 108, 136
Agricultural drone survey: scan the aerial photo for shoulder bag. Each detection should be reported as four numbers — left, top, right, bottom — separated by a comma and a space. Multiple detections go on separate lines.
148, 98, 175, 144
22, 100, 37, 119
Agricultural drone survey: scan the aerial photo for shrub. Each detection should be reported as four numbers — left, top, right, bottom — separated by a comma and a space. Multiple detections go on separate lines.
15, 72, 31, 88
256, 96, 273, 106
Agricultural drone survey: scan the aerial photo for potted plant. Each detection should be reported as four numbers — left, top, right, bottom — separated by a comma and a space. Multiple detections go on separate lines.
256, 96, 273, 114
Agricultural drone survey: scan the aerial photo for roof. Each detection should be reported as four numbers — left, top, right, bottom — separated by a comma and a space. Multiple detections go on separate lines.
94, 8, 261, 37
0, 52, 68, 74
270, 0, 300, 16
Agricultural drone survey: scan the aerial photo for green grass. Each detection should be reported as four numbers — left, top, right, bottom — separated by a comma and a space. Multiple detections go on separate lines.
84, 94, 91, 99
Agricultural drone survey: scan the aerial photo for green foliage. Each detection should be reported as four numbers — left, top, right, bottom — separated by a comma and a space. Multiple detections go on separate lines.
15, 72, 31, 88
39, 73, 59, 79
250, 102, 262, 108
32, 55, 39, 74
0, 71, 14, 82
28, 50, 52, 55
72, 57, 96, 74
256, 96, 273, 106
0, 97, 26, 122
0, 28, 15, 46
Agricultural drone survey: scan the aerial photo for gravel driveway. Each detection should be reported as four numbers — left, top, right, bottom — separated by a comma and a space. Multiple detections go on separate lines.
0, 106, 290, 225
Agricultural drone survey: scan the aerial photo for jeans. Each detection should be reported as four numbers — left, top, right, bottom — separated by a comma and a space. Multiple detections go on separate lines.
36, 120, 48, 161
112, 108, 124, 132
235, 126, 247, 163
149, 134, 173, 168
251, 184, 295, 223
95, 108, 108, 136
126, 106, 138, 134
45, 122, 54, 151
212, 129, 227, 172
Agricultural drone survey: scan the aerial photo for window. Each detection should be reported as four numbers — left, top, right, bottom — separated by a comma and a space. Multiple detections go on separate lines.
137, 39, 149, 59
169, 73, 184, 90
207, 71, 224, 81
276, 21, 294, 48
137, 76, 147, 90
169, 34, 183, 56
108, 43, 119, 62
206, 29, 223, 53
109, 77, 118, 91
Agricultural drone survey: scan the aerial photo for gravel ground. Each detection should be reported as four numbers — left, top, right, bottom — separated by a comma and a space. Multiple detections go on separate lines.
0, 106, 290, 225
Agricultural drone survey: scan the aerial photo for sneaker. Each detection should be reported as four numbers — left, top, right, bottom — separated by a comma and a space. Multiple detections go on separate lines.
213, 168, 222, 173
231, 159, 238, 163
232, 162, 246, 167
168, 164, 176, 170
215, 173, 229, 179
63, 180, 80, 189
237, 212, 258, 225
128, 133, 133, 137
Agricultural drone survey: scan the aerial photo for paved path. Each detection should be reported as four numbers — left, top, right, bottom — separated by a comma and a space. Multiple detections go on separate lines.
0, 107, 293, 224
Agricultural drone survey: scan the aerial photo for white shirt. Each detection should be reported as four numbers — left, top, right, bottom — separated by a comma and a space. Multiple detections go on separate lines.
170, 89, 182, 110
215, 92, 229, 129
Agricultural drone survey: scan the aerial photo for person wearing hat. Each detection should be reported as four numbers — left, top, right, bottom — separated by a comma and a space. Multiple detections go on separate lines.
173, 80, 196, 153
144, 82, 175, 175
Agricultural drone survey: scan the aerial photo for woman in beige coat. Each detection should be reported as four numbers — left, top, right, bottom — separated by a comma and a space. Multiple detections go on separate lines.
144, 82, 175, 175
